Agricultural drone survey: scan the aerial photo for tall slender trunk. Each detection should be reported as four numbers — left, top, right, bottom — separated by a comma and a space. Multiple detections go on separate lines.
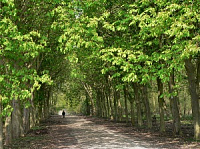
185, 58, 200, 140
96, 89, 101, 117
142, 85, 152, 129
44, 90, 49, 119
90, 96, 94, 116
123, 86, 129, 123
109, 88, 114, 120
128, 90, 135, 126
30, 92, 36, 127
102, 90, 108, 118
133, 83, 142, 126
157, 78, 165, 132
5, 114, 12, 145
168, 69, 181, 135
118, 97, 122, 122
99, 91, 103, 117
113, 90, 119, 121
12, 99, 24, 139
23, 105, 30, 134
105, 91, 110, 118
85, 93, 90, 116
83, 83, 94, 115
197, 58, 200, 115
0, 95, 3, 149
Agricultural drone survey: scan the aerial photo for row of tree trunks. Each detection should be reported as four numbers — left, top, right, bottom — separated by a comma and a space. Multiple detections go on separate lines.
87, 74, 185, 136
3, 87, 52, 146
93, 81, 153, 129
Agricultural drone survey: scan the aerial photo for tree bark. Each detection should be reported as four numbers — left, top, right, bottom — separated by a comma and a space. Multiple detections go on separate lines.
123, 85, 129, 123
109, 87, 114, 120
5, 114, 12, 145
102, 90, 108, 118
12, 99, 24, 139
85, 93, 90, 116
142, 85, 152, 129
30, 92, 36, 127
113, 89, 119, 121
105, 90, 110, 119
23, 106, 30, 134
168, 69, 181, 135
96, 89, 101, 117
185, 58, 200, 140
128, 90, 135, 126
133, 83, 142, 126
157, 77, 165, 132
0, 95, 3, 149
82, 83, 94, 116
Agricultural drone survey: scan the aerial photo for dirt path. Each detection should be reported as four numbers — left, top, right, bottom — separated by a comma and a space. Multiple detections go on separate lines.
36, 115, 155, 149
5, 115, 200, 149
47, 115, 157, 149
32, 115, 199, 149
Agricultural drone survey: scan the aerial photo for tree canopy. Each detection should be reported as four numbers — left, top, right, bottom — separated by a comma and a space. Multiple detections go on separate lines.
0, 1, 200, 147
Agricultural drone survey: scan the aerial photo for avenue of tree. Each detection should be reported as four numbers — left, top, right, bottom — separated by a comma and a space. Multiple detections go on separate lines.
0, 0, 200, 148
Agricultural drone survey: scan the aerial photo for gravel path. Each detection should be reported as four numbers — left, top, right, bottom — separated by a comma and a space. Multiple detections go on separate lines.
43, 115, 157, 149
4, 115, 200, 149
21, 115, 198, 149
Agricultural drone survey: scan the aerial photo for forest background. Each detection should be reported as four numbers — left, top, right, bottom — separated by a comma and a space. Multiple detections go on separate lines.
0, 0, 200, 148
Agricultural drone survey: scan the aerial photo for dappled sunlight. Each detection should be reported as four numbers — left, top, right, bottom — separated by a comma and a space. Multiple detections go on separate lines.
5, 115, 199, 149
39, 115, 157, 149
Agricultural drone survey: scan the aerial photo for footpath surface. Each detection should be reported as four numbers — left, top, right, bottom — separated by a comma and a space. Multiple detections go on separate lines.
45, 115, 155, 149
6, 115, 200, 149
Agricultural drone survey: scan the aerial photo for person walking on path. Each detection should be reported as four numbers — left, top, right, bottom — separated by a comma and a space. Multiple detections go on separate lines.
62, 110, 65, 118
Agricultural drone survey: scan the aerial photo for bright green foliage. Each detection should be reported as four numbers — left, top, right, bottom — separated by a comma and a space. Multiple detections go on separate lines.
0, 0, 200, 142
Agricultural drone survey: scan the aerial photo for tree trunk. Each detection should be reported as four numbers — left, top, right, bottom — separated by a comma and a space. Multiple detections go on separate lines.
133, 83, 142, 126
0, 95, 3, 149
83, 83, 95, 116
123, 86, 129, 123
85, 93, 90, 116
30, 92, 36, 127
105, 90, 110, 119
128, 89, 135, 126
96, 89, 101, 117
142, 85, 152, 129
12, 99, 24, 139
99, 91, 104, 117
168, 69, 181, 135
109, 88, 114, 120
185, 58, 200, 140
113, 90, 119, 121
5, 114, 12, 145
118, 97, 122, 122
23, 106, 30, 134
102, 91, 108, 118
157, 77, 165, 132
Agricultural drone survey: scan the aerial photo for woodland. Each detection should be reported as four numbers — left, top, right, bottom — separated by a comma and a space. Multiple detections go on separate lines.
0, 0, 200, 148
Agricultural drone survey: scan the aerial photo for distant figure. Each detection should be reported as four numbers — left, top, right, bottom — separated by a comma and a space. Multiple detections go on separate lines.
62, 110, 65, 118
152, 115, 156, 124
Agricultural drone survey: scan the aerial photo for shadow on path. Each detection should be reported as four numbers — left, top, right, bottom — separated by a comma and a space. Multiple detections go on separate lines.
5, 115, 199, 149
43, 115, 155, 149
